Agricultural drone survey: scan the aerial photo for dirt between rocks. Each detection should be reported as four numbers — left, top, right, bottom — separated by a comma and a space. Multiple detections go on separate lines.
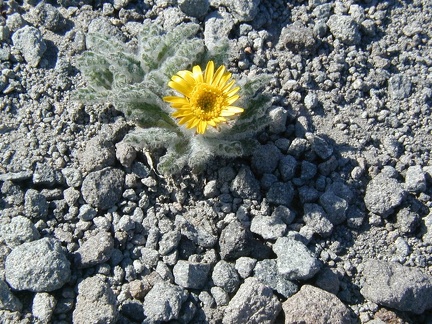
1, 0, 432, 323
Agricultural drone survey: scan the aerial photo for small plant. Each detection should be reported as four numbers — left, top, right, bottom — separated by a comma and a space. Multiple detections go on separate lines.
74, 20, 272, 175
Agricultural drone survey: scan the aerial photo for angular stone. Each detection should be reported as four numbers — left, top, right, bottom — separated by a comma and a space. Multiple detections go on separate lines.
283, 285, 355, 323
73, 276, 118, 324
143, 281, 188, 322
212, 260, 240, 294
273, 237, 321, 280
219, 220, 253, 260
223, 277, 281, 324
173, 260, 211, 289
361, 259, 432, 314
74, 231, 114, 268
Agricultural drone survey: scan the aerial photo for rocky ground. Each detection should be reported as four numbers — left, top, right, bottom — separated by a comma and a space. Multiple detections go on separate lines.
1, 0, 432, 323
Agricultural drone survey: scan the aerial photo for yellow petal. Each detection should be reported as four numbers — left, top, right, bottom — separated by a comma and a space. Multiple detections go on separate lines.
204, 61, 214, 84
226, 94, 240, 105
212, 65, 226, 87
197, 121, 207, 134
192, 65, 203, 83
168, 79, 192, 96
177, 70, 196, 85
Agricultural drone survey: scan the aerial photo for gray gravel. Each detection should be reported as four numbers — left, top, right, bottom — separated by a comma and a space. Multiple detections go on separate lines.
1, 0, 432, 322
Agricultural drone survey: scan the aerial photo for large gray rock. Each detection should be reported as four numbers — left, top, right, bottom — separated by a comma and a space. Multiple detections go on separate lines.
223, 277, 281, 324
74, 231, 114, 268
24, 189, 48, 219
364, 172, 406, 217
250, 214, 287, 240
251, 144, 281, 175
5, 238, 71, 292
204, 11, 234, 53
12, 25, 47, 67
361, 259, 432, 314
0, 215, 40, 248
178, 0, 209, 17
282, 285, 355, 323
73, 276, 118, 324
230, 166, 261, 200
81, 167, 124, 210
273, 237, 321, 280
143, 281, 188, 322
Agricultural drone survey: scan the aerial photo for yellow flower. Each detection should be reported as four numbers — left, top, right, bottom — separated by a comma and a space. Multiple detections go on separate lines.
163, 61, 244, 134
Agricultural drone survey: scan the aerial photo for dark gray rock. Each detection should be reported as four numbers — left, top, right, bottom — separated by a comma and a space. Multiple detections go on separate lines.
250, 214, 287, 240
223, 277, 281, 324
282, 285, 355, 323
252, 144, 281, 175
0, 280, 22, 312
254, 259, 299, 298
273, 237, 321, 280
364, 172, 406, 217
81, 167, 125, 210
298, 186, 320, 203
314, 267, 340, 294
212, 260, 240, 294
12, 26, 47, 67
178, 0, 209, 17
230, 166, 261, 200
300, 160, 317, 180
219, 220, 253, 260
287, 138, 309, 158
266, 182, 294, 207
143, 281, 188, 322
5, 238, 71, 292
0, 215, 40, 248
404, 165, 426, 193
33, 162, 59, 187
173, 260, 211, 289
24, 189, 48, 219
303, 203, 334, 237
305, 133, 333, 160
278, 155, 297, 181
73, 275, 118, 324
361, 259, 432, 314
272, 205, 296, 224
74, 231, 114, 268
327, 14, 361, 45
319, 191, 348, 225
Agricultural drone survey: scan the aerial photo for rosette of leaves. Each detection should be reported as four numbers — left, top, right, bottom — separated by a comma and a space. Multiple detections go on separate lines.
74, 20, 272, 175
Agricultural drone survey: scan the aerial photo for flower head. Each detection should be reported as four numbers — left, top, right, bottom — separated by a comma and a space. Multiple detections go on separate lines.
164, 61, 244, 134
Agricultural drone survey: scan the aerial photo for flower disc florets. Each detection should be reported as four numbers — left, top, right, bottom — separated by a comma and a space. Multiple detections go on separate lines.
164, 61, 244, 134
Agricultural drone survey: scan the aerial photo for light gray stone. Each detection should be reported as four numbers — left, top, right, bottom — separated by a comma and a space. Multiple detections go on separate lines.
364, 172, 406, 217
204, 11, 234, 53
143, 281, 188, 322
12, 26, 47, 67
0, 215, 40, 248
210, 0, 260, 22
5, 238, 71, 292
74, 231, 114, 268
173, 260, 211, 289
404, 165, 426, 193
273, 237, 321, 280
73, 276, 118, 324
212, 260, 240, 294
361, 259, 432, 314
223, 277, 281, 324
282, 285, 355, 323
327, 14, 361, 45
78, 136, 116, 172
250, 214, 287, 240
32, 292, 56, 323
24, 189, 48, 219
